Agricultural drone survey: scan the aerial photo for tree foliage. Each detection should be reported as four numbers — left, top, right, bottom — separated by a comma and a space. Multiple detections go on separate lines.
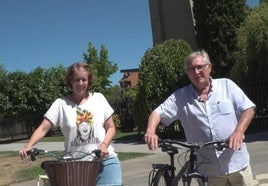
25, 66, 68, 126
5, 71, 28, 118
106, 85, 138, 132
83, 42, 118, 94
230, 3, 268, 83
119, 87, 137, 132
105, 85, 123, 114
193, 0, 247, 77
0, 42, 121, 137
1, 65, 67, 129
134, 39, 192, 133
0, 65, 8, 114
1, 41, 118, 121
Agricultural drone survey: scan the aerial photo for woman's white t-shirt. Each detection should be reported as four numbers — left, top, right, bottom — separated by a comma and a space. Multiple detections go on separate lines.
44, 92, 116, 160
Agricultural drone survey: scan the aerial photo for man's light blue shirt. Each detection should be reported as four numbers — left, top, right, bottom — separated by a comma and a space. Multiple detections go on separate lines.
155, 78, 256, 176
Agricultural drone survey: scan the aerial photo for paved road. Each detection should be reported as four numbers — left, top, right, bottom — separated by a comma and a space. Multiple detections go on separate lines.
3, 131, 268, 186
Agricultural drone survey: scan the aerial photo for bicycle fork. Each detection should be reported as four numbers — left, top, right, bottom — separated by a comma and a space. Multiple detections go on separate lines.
149, 152, 177, 186
182, 152, 208, 186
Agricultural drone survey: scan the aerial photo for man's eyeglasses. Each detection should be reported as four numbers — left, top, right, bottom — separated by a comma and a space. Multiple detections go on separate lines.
185, 64, 209, 73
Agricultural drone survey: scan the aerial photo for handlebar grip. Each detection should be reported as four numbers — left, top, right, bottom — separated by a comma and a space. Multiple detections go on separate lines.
92, 149, 101, 158
26, 148, 40, 161
215, 140, 230, 151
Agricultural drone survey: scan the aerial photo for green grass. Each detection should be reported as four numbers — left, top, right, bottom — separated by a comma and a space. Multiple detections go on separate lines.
16, 166, 46, 181
15, 136, 64, 143
114, 131, 142, 141
0, 151, 18, 158
40, 135, 64, 142
117, 152, 150, 161
17, 131, 142, 143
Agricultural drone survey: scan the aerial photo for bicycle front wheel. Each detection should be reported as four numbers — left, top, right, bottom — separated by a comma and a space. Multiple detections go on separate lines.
151, 169, 171, 186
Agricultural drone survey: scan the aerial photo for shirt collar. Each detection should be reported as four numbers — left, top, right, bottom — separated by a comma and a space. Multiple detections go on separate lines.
190, 77, 214, 101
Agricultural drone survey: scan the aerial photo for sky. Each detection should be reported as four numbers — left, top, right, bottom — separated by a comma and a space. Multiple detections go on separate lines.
0, 0, 259, 85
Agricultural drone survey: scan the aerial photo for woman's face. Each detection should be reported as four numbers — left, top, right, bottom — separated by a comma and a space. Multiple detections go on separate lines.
71, 69, 89, 95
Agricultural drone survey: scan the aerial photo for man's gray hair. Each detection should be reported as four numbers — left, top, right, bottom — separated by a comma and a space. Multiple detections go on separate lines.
184, 50, 211, 70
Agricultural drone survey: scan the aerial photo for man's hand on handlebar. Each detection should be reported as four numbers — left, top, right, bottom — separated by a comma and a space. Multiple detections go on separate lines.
228, 131, 244, 151
144, 131, 159, 151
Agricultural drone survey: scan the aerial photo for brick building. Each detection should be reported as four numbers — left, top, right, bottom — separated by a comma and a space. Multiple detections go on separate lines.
119, 68, 139, 89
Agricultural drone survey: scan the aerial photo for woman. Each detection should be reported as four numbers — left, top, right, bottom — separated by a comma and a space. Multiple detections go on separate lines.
19, 62, 122, 185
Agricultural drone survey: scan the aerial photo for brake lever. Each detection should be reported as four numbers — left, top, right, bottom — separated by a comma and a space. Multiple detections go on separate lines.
93, 149, 101, 159
216, 140, 229, 151
27, 148, 39, 161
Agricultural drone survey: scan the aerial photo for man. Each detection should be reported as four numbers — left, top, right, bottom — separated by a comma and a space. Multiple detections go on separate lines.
144, 50, 255, 186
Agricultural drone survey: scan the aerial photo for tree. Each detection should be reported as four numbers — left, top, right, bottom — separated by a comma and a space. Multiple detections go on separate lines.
230, 3, 268, 83
105, 85, 122, 114
193, 0, 247, 77
230, 3, 268, 121
83, 42, 118, 94
134, 39, 192, 134
5, 71, 28, 118
105, 85, 138, 132
2, 65, 67, 136
0, 65, 9, 115
23, 65, 68, 128
119, 87, 137, 132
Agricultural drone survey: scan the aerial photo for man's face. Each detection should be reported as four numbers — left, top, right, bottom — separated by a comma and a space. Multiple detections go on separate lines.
185, 55, 211, 89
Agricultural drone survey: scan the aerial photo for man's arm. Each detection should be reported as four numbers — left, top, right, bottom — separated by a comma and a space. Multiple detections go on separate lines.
144, 111, 161, 150
229, 107, 255, 150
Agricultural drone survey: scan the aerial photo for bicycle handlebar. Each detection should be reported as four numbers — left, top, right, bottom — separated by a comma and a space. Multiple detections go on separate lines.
27, 148, 101, 161
158, 138, 229, 152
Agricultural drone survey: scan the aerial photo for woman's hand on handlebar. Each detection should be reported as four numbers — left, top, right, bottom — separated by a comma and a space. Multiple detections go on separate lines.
99, 142, 109, 158
144, 132, 159, 151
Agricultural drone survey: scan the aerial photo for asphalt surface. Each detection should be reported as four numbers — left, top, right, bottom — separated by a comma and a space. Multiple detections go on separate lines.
2, 131, 268, 186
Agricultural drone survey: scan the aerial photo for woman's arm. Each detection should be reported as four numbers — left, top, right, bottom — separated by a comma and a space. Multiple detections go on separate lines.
99, 116, 116, 157
19, 118, 53, 159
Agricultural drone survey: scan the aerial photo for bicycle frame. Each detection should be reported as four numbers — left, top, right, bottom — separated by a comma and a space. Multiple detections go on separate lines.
148, 138, 229, 186
182, 150, 208, 186
149, 150, 177, 186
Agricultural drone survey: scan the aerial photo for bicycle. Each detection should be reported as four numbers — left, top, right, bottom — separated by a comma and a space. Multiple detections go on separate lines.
28, 148, 102, 186
148, 138, 229, 186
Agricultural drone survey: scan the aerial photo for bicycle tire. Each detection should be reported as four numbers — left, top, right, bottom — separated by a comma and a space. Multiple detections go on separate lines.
151, 169, 171, 186
148, 169, 158, 186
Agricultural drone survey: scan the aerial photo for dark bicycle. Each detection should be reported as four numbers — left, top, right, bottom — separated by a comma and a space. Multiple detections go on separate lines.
28, 148, 101, 186
148, 138, 229, 186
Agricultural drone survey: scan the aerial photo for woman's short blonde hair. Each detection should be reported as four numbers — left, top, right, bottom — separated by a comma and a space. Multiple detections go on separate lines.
65, 62, 94, 89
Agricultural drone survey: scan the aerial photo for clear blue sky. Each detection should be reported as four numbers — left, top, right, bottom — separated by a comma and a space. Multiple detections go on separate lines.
0, 0, 259, 85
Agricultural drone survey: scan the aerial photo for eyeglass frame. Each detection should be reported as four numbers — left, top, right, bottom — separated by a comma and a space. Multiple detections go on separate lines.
185, 63, 209, 73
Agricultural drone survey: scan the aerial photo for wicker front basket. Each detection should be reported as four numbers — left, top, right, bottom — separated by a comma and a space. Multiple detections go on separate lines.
41, 160, 100, 186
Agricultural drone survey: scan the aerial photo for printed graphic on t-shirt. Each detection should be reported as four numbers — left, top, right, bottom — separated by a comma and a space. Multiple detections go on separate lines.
71, 107, 100, 146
